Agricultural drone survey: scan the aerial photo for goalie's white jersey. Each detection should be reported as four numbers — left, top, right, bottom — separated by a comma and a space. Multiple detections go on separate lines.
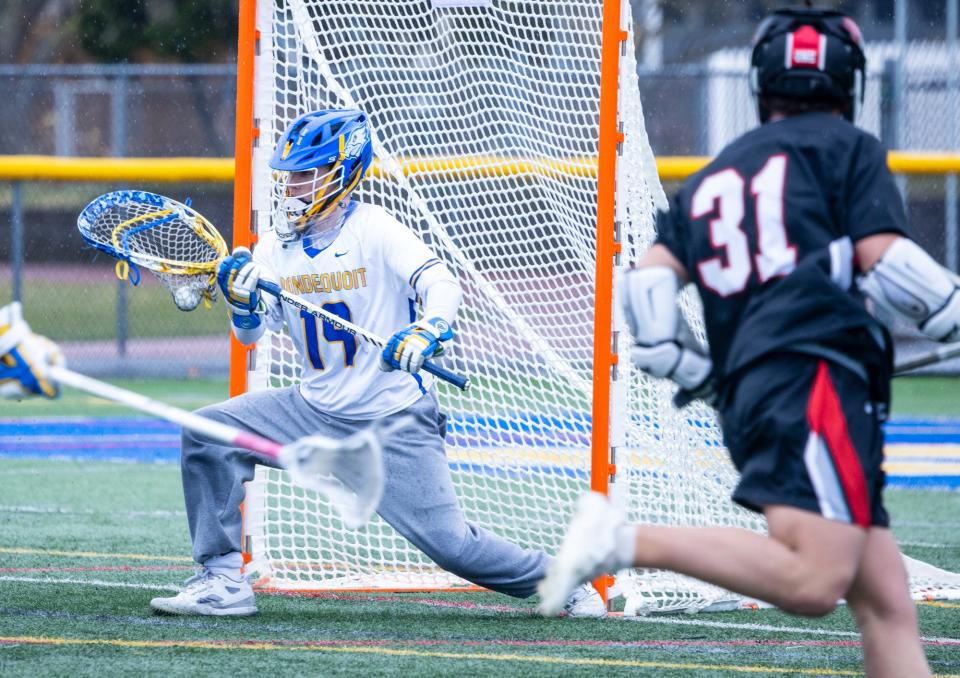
254, 202, 451, 419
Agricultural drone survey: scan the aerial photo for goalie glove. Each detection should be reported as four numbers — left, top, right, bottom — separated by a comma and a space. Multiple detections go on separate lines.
0, 302, 64, 400
859, 237, 960, 343
380, 317, 454, 374
217, 247, 267, 330
619, 266, 715, 407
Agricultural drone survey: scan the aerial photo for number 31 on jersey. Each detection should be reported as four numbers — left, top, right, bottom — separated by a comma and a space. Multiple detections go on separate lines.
693, 154, 796, 296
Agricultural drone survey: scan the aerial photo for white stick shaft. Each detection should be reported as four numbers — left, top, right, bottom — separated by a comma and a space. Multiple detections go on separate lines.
281, 288, 385, 343
47, 365, 282, 461
257, 280, 386, 346
894, 342, 960, 375
256, 280, 471, 391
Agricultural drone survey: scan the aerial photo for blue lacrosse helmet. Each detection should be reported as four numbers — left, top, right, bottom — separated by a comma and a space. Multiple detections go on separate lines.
269, 109, 374, 240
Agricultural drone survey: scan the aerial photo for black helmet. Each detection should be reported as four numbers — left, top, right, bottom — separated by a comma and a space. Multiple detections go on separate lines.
750, 7, 866, 123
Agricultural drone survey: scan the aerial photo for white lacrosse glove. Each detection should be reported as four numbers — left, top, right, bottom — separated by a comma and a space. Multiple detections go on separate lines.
0, 302, 64, 400
380, 317, 454, 374
619, 267, 715, 407
217, 247, 268, 329
859, 238, 960, 343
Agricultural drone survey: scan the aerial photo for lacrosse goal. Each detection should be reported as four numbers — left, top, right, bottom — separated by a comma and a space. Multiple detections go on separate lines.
231, 0, 960, 611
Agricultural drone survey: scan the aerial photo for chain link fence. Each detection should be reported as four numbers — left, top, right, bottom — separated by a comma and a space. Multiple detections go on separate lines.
0, 65, 237, 379
1, 54, 958, 378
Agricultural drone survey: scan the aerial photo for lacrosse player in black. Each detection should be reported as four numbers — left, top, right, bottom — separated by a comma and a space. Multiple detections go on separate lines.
540, 8, 953, 675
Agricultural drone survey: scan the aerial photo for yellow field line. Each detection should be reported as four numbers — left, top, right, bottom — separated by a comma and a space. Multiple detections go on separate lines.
920, 600, 960, 609
883, 463, 960, 474
0, 546, 191, 562
885, 445, 960, 458
0, 636, 865, 675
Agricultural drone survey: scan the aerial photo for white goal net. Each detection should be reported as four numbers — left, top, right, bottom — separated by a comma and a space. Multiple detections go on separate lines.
240, 0, 960, 611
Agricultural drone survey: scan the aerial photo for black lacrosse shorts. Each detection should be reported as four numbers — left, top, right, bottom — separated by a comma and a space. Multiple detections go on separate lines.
720, 353, 889, 529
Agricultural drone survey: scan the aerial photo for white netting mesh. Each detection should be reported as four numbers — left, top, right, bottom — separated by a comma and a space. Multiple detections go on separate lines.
240, 0, 960, 609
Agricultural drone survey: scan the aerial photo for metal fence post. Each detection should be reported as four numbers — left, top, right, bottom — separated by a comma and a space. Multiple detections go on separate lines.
11, 182, 23, 303
113, 73, 129, 359
947, 0, 959, 272
894, 0, 909, 212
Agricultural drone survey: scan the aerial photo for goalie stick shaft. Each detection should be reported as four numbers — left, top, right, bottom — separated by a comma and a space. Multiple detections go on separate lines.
46, 365, 282, 462
673, 341, 960, 408
894, 342, 960, 375
257, 279, 471, 391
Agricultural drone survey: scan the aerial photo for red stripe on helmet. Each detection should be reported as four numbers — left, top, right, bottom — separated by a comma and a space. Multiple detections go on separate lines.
787, 25, 826, 71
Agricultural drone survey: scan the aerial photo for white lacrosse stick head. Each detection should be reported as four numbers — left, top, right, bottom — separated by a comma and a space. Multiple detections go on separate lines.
278, 428, 384, 529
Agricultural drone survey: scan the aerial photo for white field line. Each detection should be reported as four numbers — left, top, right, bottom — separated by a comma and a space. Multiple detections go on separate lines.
625, 614, 960, 645
895, 520, 960, 529
0, 466, 126, 476
0, 505, 185, 518
1, 574, 958, 647
899, 540, 959, 549
0, 576, 180, 592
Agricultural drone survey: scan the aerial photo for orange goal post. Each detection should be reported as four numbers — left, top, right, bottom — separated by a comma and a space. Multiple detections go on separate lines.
230, 0, 960, 612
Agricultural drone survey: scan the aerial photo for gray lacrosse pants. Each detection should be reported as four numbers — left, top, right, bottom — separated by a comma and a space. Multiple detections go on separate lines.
181, 387, 548, 598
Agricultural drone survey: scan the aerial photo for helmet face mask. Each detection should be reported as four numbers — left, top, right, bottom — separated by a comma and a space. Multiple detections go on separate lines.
269, 109, 374, 242
271, 164, 347, 241
750, 7, 866, 124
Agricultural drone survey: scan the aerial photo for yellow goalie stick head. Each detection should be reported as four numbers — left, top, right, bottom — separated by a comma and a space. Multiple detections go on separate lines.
77, 191, 229, 311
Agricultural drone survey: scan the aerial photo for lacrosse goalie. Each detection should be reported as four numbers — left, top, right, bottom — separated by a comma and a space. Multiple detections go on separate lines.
150, 109, 605, 617
0, 302, 63, 401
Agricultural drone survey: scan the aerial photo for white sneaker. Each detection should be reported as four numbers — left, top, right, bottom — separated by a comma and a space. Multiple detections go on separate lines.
150, 569, 258, 616
563, 582, 607, 618
538, 492, 626, 617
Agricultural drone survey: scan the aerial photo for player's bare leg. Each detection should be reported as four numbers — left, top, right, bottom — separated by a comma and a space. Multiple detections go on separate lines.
541, 497, 867, 617
845, 528, 931, 678
625, 505, 866, 616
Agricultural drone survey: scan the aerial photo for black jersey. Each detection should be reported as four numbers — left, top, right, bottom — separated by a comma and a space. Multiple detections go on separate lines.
655, 112, 908, 385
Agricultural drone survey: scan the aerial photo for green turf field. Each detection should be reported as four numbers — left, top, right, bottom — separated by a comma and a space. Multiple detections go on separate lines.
0, 460, 957, 676
4, 378, 229, 417
892, 377, 960, 418
2, 375, 959, 675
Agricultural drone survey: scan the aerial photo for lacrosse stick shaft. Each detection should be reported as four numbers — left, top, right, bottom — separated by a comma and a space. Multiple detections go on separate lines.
257, 279, 471, 391
47, 365, 282, 462
894, 342, 960, 375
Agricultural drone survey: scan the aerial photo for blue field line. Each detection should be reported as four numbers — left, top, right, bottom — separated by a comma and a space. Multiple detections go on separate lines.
1, 416, 959, 488
0, 417, 181, 463
883, 418, 960, 444
886, 476, 960, 489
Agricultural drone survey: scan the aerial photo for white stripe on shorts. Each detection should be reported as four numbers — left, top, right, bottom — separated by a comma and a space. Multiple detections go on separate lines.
803, 431, 851, 523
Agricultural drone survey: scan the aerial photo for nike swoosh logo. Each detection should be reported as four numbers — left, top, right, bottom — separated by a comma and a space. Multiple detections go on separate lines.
335, 251, 349, 257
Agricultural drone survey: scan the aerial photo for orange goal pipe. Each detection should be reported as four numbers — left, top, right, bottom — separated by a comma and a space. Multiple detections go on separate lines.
589, 0, 627, 604
230, 0, 258, 399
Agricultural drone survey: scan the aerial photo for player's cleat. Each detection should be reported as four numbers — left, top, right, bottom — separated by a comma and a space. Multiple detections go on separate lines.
538, 492, 626, 617
563, 582, 608, 618
150, 569, 258, 616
